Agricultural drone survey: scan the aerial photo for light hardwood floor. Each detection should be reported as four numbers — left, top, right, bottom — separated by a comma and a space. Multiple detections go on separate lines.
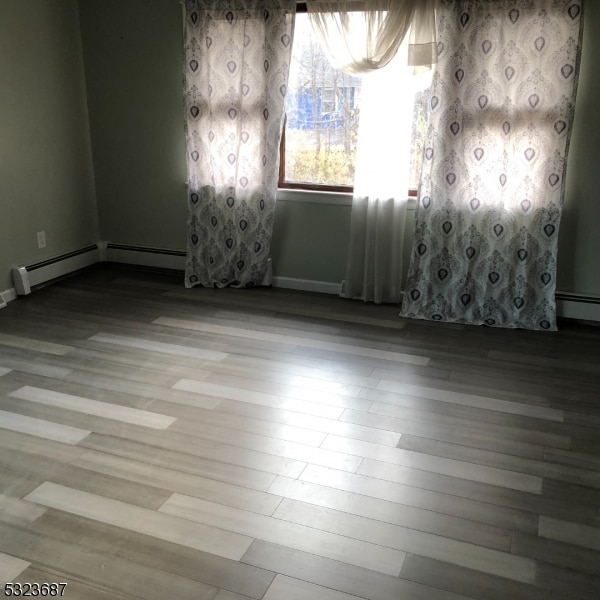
1, 265, 599, 599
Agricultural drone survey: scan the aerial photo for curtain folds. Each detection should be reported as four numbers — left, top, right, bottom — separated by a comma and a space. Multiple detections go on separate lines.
341, 44, 423, 303
401, 0, 584, 330
307, 0, 438, 303
183, 0, 295, 288
307, 0, 438, 74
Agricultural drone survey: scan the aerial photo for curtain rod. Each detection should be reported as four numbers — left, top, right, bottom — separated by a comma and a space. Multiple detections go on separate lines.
179, 1, 384, 13
296, 0, 389, 13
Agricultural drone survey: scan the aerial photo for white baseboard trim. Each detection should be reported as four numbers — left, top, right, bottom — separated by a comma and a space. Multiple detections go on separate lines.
268, 281, 600, 320
5, 240, 598, 323
271, 276, 341, 295
104, 246, 335, 294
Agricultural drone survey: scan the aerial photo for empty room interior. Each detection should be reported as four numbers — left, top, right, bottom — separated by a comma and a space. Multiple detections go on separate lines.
1, 1, 600, 599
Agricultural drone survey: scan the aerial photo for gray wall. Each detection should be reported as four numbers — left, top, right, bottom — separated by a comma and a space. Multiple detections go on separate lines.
75, 0, 600, 296
270, 194, 351, 283
77, 0, 351, 285
78, 0, 188, 251
2, 1, 594, 300
0, 0, 98, 291
557, 1, 600, 296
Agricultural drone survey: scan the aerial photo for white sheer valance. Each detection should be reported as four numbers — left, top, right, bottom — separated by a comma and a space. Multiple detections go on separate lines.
306, 0, 438, 74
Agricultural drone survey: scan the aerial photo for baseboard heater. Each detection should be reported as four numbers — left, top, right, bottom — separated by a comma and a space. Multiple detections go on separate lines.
12, 243, 102, 295
7, 241, 598, 322
105, 243, 273, 286
555, 291, 600, 323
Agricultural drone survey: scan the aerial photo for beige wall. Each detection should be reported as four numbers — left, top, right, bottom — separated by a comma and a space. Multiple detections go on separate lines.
0, 0, 98, 291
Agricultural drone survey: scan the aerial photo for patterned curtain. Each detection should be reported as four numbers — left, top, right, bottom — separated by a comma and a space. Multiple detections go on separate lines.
401, 0, 583, 330
183, 1, 295, 288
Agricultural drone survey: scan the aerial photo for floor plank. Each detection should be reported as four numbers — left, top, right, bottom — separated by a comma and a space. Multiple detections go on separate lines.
25, 482, 254, 559
78, 433, 278, 491
159, 494, 406, 576
9, 386, 176, 429
0, 552, 30, 585
374, 380, 564, 421
267, 475, 512, 549
72, 451, 283, 516
262, 574, 369, 600
0, 265, 598, 600
298, 464, 539, 532
399, 553, 575, 600
173, 378, 345, 419
538, 515, 600, 551
0, 409, 90, 444
0, 521, 218, 600
29, 510, 275, 599
324, 435, 543, 493
0, 333, 72, 356
89, 332, 228, 361
272, 497, 534, 582
241, 541, 470, 600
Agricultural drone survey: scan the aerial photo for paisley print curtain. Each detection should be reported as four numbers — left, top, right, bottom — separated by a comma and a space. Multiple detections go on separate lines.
183, 1, 295, 288
401, 0, 583, 330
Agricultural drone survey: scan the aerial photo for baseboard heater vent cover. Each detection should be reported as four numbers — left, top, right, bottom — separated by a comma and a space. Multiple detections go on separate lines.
106, 244, 273, 286
12, 244, 101, 296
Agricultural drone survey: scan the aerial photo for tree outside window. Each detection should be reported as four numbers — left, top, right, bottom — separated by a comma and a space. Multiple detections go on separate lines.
280, 13, 431, 193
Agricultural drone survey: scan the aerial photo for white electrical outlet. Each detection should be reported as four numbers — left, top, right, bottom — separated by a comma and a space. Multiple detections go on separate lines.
37, 231, 46, 249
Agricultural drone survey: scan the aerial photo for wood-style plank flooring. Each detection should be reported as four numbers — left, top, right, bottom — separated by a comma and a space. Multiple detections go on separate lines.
1, 265, 599, 599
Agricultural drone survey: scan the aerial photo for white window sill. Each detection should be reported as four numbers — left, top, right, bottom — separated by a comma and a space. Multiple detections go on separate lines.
276, 188, 417, 209
276, 188, 353, 206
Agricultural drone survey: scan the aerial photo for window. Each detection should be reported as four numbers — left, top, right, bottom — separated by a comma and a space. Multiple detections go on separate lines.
279, 11, 431, 195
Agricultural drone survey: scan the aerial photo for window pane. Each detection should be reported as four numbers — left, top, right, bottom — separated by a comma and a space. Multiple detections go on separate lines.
409, 85, 432, 190
283, 13, 431, 191
284, 14, 360, 187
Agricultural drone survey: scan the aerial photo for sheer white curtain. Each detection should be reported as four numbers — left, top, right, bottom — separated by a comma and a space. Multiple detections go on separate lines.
346, 43, 421, 304
308, 0, 437, 73
307, 0, 437, 303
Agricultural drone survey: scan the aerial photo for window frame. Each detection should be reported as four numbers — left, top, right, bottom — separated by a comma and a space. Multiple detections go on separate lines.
278, 2, 418, 197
